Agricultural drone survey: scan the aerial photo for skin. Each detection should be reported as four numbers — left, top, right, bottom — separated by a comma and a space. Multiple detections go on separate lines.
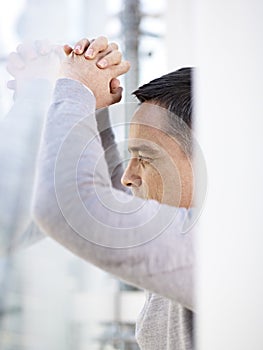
65, 36, 121, 69
67, 38, 193, 208
7, 37, 192, 208
61, 37, 130, 108
121, 102, 193, 208
7, 37, 130, 108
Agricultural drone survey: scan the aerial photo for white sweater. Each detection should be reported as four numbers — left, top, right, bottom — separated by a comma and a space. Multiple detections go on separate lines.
33, 78, 195, 349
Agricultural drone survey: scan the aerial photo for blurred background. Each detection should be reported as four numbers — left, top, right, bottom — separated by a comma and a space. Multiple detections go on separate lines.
1, 0, 263, 350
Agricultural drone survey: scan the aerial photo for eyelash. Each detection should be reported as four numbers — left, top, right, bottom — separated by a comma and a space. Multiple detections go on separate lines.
138, 155, 151, 166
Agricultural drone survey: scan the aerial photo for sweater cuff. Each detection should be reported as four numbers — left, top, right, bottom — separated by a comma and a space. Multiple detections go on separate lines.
54, 78, 96, 110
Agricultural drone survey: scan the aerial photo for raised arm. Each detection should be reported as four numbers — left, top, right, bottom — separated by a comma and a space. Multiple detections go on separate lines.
64, 36, 130, 192
2, 38, 127, 253
33, 45, 195, 310
0, 44, 60, 254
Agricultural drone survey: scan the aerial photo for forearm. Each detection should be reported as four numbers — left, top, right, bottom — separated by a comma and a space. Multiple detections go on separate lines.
96, 108, 129, 192
0, 80, 52, 254
33, 78, 195, 310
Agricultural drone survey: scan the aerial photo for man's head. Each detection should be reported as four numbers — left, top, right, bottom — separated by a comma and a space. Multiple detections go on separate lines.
121, 68, 194, 208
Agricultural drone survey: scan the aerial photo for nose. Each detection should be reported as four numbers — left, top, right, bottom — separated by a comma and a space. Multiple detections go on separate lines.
121, 158, 142, 188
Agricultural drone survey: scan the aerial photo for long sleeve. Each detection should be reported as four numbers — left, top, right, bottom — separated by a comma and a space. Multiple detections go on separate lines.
0, 80, 52, 255
96, 108, 129, 192
33, 78, 195, 310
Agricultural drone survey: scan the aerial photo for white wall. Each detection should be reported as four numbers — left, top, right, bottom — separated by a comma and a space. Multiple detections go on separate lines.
166, 0, 263, 348
165, 0, 195, 70
195, 0, 263, 349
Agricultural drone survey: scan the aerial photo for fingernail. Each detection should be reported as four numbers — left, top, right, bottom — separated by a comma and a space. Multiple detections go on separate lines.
98, 59, 107, 68
74, 45, 82, 53
85, 48, 94, 58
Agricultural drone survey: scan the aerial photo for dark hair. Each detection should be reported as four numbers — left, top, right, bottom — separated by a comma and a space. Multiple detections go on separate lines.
132, 67, 193, 129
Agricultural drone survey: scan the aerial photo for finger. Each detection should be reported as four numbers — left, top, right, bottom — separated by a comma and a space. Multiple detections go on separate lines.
111, 60, 131, 78
84, 36, 108, 58
108, 42, 119, 51
110, 78, 121, 93
34, 40, 51, 55
96, 42, 120, 67
73, 38, 90, 54
51, 45, 66, 61
97, 50, 122, 68
100, 42, 119, 54
7, 80, 16, 90
64, 44, 73, 55
6, 52, 25, 75
110, 86, 123, 105
16, 43, 37, 60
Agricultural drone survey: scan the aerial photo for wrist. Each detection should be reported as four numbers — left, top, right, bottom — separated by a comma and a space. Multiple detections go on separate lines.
54, 78, 96, 111
56, 77, 94, 98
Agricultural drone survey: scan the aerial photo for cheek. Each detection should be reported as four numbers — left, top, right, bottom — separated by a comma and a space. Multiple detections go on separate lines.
141, 165, 164, 200
145, 160, 182, 205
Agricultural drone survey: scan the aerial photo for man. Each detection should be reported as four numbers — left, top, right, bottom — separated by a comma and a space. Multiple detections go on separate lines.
8, 38, 202, 349
120, 69, 195, 349
122, 69, 193, 208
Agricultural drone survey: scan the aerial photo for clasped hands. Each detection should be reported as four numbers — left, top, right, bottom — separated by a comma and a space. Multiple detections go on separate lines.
6, 36, 130, 109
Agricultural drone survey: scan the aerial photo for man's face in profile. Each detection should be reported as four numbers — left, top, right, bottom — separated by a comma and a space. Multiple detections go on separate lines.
121, 103, 193, 208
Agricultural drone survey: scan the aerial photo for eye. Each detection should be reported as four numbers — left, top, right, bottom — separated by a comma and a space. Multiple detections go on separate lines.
138, 154, 151, 166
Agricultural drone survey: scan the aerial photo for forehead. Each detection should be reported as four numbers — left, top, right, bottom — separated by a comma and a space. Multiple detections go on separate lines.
127, 103, 180, 156
129, 102, 167, 137
131, 102, 168, 126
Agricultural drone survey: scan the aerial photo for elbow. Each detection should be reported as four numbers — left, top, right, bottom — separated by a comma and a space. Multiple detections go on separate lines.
32, 179, 59, 233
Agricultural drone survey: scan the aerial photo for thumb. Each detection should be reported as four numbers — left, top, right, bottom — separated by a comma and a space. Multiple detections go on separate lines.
110, 78, 120, 93
110, 86, 123, 105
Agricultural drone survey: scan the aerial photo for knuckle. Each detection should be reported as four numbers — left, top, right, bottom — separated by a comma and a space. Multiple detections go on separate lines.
116, 51, 122, 60
75, 38, 89, 48
109, 51, 122, 64
93, 36, 108, 50
98, 35, 107, 42
109, 42, 119, 50
108, 51, 122, 64
89, 41, 98, 50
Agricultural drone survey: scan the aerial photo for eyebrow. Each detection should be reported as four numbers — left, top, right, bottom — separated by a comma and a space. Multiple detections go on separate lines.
128, 144, 161, 155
